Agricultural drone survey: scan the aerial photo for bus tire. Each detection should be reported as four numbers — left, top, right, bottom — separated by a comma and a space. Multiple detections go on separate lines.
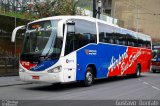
134, 65, 141, 77
83, 67, 94, 87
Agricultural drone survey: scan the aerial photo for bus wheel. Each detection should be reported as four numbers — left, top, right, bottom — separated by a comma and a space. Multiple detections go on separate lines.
135, 65, 141, 77
83, 67, 94, 87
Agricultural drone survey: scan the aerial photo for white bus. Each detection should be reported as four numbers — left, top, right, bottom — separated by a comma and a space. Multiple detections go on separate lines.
12, 16, 152, 86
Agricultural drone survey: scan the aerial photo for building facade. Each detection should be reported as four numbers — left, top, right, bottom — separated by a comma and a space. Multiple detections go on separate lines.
79, 0, 160, 43
110, 0, 160, 43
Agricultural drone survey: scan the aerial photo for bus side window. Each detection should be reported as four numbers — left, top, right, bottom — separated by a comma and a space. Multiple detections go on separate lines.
115, 39, 119, 44
146, 41, 151, 49
114, 33, 127, 46
74, 20, 97, 49
65, 19, 97, 55
137, 39, 145, 48
109, 38, 114, 44
126, 34, 137, 47
98, 23, 114, 44
99, 32, 105, 42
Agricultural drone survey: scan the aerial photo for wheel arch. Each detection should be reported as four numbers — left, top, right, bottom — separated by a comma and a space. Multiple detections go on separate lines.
87, 64, 97, 78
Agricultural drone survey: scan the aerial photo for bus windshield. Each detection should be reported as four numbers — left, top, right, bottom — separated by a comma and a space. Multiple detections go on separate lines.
21, 20, 62, 62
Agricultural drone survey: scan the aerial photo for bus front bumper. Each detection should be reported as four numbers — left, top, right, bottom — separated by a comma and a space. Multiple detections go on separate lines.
19, 71, 63, 83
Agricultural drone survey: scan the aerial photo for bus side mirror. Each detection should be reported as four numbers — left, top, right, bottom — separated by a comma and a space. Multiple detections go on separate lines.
11, 25, 26, 42
67, 21, 75, 33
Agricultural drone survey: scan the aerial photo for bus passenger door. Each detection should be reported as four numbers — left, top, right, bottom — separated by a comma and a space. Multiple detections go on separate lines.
62, 20, 77, 82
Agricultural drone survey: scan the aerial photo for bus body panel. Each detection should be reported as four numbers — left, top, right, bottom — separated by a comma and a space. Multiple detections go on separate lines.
19, 51, 77, 83
98, 43, 128, 77
19, 64, 64, 83
76, 44, 99, 80
76, 43, 152, 80
138, 48, 152, 72
19, 43, 151, 83
60, 52, 77, 82
20, 60, 58, 71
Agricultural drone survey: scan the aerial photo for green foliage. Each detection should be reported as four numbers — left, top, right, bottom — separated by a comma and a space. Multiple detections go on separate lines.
77, 0, 92, 11
34, 0, 80, 18
0, 0, 82, 32
0, 0, 82, 19
0, 12, 37, 20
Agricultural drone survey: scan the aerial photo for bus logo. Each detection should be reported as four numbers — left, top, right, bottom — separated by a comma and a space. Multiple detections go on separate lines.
66, 59, 74, 63
85, 49, 89, 55
85, 49, 97, 55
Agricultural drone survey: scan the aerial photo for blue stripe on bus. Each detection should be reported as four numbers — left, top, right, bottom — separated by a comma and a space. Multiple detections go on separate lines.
76, 43, 127, 80
30, 59, 58, 71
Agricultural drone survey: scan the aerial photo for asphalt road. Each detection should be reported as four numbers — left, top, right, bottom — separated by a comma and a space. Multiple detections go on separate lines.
0, 72, 160, 101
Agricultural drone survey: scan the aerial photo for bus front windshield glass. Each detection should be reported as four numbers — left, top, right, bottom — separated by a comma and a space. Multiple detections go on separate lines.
21, 20, 62, 61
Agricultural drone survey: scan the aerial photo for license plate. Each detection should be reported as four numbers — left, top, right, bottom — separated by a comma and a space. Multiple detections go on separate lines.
32, 76, 40, 80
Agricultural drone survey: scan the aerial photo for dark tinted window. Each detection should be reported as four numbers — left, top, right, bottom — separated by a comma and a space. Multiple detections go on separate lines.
137, 38, 151, 49
113, 33, 127, 46
137, 39, 144, 47
126, 34, 138, 47
98, 22, 151, 49
98, 23, 127, 46
98, 23, 115, 44
65, 19, 97, 55
146, 41, 151, 49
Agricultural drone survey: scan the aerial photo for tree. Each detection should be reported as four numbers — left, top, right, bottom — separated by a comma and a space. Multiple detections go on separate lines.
34, 0, 81, 18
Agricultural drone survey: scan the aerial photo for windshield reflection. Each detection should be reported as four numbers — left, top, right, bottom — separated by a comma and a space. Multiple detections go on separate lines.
20, 20, 62, 63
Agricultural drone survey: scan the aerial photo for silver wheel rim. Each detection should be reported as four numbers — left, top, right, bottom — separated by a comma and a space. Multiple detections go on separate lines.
86, 71, 93, 84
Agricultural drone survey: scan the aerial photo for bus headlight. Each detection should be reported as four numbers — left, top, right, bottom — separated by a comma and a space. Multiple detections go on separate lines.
48, 66, 62, 73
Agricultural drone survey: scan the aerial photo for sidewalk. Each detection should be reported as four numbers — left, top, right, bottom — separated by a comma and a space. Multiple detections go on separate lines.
0, 76, 31, 87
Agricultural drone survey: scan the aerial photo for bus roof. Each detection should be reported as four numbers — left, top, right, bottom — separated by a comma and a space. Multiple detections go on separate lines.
28, 15, 151, 41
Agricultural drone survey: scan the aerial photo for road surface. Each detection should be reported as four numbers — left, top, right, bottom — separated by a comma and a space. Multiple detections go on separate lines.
0, 72, 160, 100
